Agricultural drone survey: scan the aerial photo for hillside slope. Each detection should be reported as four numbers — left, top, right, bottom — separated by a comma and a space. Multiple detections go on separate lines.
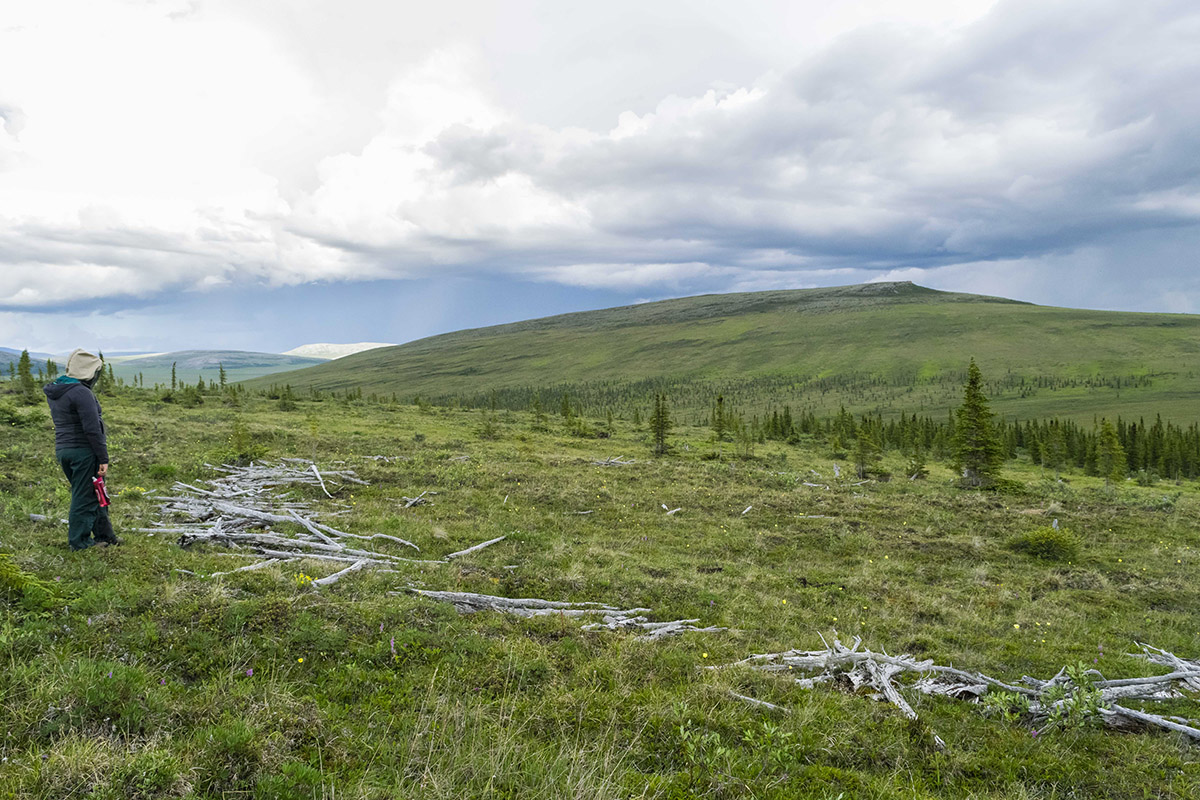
243, 282, 1200, 423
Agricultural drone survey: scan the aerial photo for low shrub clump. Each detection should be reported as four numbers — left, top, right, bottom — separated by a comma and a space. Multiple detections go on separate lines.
1009, 525, 1081, 561
0, 552, 57, 610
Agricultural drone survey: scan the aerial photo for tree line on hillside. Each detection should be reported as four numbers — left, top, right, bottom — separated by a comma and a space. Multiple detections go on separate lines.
405, 368, 1169, 422
4, 350, 1198, 484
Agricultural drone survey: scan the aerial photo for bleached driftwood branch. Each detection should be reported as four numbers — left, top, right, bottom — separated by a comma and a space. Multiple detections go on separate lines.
310, 464, 334, 498
143, 461, 452, 587
206, 559, 281, 578
407, 588, 725, 641
714, 636, 1200, 743
150, 461, 514, 588
728, 691, 791, 714
312, 559, 368, 586
399, 491, 437, 508
444, 535, 506, 560
582, 616, 727, 640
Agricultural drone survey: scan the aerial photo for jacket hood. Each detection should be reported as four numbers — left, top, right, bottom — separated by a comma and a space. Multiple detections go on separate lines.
65, 348, 103, 381
43, 381, 83, 401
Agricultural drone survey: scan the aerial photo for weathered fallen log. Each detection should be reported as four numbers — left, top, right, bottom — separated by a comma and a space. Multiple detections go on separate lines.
255, 548, 442, 567
407, 588, 724, 640
150, 462, 495, 588
714, 636, 1200, 742
326, 529, 421, 551
178, 530, 416, 564
407, 589, 629, 617
582, 616, 727, 640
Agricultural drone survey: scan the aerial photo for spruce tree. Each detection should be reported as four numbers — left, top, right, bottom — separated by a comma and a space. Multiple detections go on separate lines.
1044, 423, 1067, 477
951, 359, 1004, 487
649, 392, 671, 456
711, 395, 728, 443
1097, 419, 1127, 484
530, 393, 546, 430
853, 424, 882, 478
16, 349, 37, 405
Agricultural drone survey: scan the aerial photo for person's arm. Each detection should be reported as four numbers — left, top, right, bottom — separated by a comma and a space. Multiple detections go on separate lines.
73, 387, 110, 469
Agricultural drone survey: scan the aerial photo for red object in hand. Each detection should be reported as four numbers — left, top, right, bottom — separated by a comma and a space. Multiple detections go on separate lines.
93, 475, 110, 508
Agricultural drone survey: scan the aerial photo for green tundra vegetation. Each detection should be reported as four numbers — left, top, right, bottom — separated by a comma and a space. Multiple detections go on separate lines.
2, 372, 1199, 798
241, 282, 1200, 426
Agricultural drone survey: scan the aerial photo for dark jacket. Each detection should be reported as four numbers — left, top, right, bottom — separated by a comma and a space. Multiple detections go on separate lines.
43, 378, 109, 463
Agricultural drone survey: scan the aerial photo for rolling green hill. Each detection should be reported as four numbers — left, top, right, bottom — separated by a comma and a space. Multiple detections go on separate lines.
111, 350, 327, 388
242, 282, 1200, 424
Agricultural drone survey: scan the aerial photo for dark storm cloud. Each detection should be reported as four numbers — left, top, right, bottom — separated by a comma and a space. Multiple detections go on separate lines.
391, 0, 1200, 294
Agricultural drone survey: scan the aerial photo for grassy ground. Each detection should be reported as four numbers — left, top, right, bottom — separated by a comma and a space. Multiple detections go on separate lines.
2, 392, 1199, 798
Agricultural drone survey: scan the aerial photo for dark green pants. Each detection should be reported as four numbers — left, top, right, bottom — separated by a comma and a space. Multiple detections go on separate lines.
56, 448, 115, 551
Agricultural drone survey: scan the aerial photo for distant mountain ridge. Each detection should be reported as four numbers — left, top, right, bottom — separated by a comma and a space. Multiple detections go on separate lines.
0, 346, 56, 363
110, 350, 327, 387
237, 281, 1200, 424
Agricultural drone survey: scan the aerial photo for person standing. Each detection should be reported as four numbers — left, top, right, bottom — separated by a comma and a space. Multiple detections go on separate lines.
43, 349, 120, 550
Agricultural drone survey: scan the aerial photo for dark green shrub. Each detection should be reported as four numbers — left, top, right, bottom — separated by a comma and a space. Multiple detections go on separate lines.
146, 463, 179, 481
113, 749, 184, 799
1010, 526, 1081, 561
0, 401, 45, 427
37, 660, 163, 742
254, 761, 324, 800
193, 719, 262, 796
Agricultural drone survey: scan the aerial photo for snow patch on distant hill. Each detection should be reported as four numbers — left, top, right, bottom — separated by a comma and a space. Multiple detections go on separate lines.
107, 352, 168, 363
283, 343, 396, 360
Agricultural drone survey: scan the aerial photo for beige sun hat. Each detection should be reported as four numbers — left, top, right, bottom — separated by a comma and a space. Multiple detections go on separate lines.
65, 349, 104, 381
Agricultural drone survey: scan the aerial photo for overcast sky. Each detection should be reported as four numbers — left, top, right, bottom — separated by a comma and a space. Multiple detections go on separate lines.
2, 0, 1198, 353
